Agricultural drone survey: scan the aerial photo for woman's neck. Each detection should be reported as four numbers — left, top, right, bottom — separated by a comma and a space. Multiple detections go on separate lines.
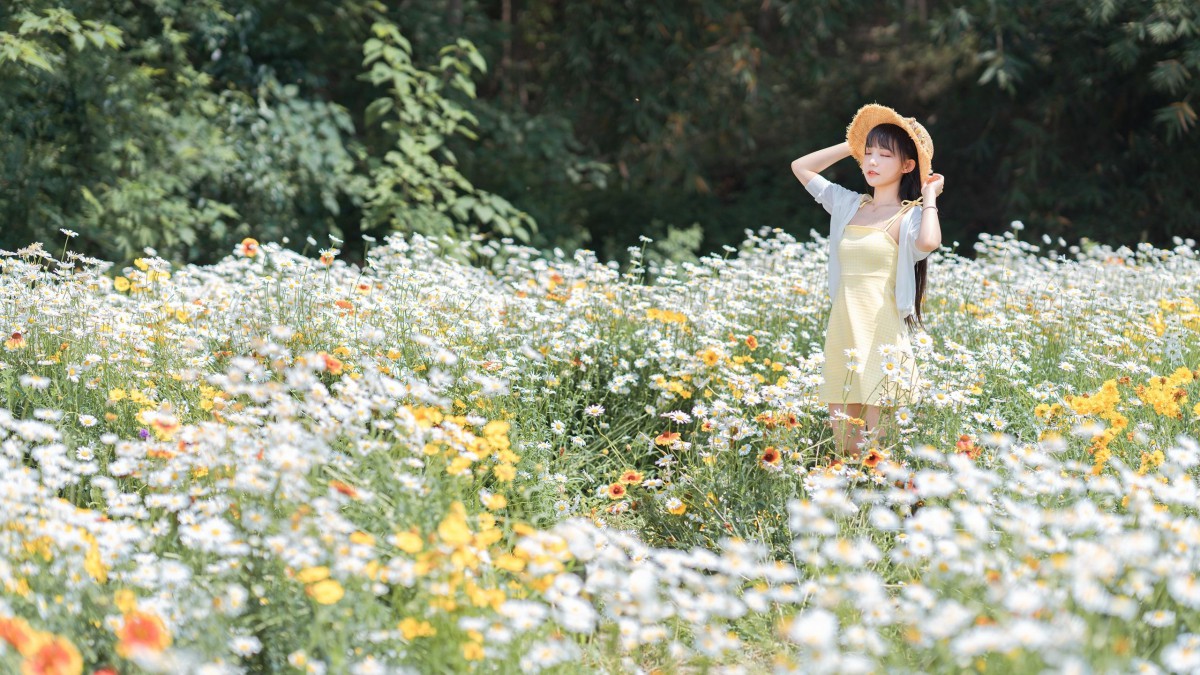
871, 183, 902, 206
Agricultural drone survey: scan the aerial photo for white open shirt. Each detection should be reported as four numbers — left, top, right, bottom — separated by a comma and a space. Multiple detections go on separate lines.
804, 174, 933, 324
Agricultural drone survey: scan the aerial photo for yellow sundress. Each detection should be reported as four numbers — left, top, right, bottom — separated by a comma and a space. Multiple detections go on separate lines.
819, 198, 921, 407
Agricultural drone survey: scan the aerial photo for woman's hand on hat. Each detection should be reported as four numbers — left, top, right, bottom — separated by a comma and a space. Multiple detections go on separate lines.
922, 173, 944, 199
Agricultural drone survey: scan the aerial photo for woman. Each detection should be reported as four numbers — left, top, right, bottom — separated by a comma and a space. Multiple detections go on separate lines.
790, 104, 944, 458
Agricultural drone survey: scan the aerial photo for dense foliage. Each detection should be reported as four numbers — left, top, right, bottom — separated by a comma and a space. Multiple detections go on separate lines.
2, 0, 1197, 264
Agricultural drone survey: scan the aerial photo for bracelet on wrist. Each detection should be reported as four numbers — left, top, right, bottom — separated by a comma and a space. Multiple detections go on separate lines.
922, 205, 938, 212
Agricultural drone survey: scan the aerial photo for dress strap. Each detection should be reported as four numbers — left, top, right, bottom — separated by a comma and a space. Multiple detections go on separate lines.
855, 195, 923, 230
885, 198, 922, 225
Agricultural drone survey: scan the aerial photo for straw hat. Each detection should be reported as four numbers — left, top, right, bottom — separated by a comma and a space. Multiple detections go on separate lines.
845, 103, 934, 181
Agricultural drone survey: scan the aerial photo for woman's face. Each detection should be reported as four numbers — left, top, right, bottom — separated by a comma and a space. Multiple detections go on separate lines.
862, 143, 915, 188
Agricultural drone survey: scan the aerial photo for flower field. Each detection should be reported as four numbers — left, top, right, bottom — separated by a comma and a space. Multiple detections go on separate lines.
2, 225, 1200, 674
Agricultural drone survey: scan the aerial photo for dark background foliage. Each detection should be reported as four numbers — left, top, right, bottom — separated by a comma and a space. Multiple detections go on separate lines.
2, 0, 1197, 266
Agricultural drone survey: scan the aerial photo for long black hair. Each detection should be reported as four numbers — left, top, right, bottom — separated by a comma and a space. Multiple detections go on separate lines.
865, 123, 927, 333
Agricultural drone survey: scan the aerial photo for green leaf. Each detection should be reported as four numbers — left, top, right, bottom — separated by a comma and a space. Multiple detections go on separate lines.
466, 47, 487, 74
1150, 59, 1191, 95
474, 203, 495, 223
80, 186, 104, 213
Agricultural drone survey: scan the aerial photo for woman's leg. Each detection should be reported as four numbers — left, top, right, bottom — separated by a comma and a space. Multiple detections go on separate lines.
861, 404, 885, 451
828, 403, 863, 458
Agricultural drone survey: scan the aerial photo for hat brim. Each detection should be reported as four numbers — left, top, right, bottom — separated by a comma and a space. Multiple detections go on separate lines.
846, 103, 933, 180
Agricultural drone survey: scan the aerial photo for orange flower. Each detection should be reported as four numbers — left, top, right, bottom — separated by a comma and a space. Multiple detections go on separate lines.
334, 299, 354, 310
605, 483, 627, 500
745, 335, 758, 350
238, 238, 259, 258
319, 352, 344, 376
654, 431, 680, 446
319, 250, 336, 266
956, 434, 980, 460
21, 634, 82, 675
329, 480, 359, 499
862, 448, 884, 469
150, 415, 180, 441
760, 446, 781, 466
116, 611, 171, 658
0, 616, 38, 656
618, 469, 643, 485
4, 332, 26, 350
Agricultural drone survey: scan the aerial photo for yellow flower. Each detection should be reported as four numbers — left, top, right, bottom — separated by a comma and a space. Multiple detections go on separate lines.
462, 642, 485, 661
483, 419, 511, 438
482, 493, 507, 510
83, 535, 107, 583
306, 579, 344, 605
114, 589, 137, 614
393, 530, 423, 554
349, 531, 375, 547
646, 307, 688, 325
113, 276, 130, 292
493, 464, 516, 482
295, 566, 330, 584
447, 456, 473, 476
437, 503, 472, 547
398, 617, 436, 640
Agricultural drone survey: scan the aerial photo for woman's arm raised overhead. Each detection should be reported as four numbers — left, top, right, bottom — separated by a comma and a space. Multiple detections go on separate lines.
790, 141, 853, 186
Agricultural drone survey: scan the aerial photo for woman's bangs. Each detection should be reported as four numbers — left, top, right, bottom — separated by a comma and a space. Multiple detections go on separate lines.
865, 124, 908, 157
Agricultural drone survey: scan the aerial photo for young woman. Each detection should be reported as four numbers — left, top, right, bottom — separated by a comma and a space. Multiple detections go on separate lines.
790, 104, 944, 458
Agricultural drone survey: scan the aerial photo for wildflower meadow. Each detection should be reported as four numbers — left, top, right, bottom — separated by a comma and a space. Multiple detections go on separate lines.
2, 224, 1200, 674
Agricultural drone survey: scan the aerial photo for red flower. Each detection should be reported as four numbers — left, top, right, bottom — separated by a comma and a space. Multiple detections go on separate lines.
760, 446, 781, 466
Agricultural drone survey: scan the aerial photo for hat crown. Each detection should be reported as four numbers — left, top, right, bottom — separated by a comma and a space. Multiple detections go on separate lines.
846, 103, 934, 176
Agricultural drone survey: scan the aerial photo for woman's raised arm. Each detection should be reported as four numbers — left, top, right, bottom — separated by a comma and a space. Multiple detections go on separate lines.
790, 141, 853, 186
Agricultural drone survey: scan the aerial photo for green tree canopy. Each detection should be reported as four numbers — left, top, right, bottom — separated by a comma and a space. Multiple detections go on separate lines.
1, 1, 1196, 265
